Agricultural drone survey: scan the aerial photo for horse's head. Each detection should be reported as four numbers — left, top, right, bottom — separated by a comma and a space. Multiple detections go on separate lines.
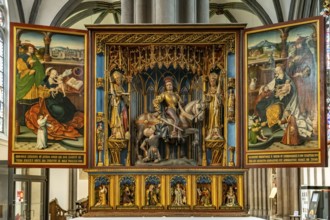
192, 100, 205, 122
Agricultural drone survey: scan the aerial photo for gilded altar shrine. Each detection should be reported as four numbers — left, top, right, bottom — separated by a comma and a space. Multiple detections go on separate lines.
85, 24, 246, 216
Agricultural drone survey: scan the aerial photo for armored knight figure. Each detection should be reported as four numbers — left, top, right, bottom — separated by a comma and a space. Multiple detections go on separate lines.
153, 77, 183, 137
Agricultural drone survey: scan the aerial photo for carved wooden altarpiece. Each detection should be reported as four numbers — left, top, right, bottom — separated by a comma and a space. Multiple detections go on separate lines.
84, 24, 246, 217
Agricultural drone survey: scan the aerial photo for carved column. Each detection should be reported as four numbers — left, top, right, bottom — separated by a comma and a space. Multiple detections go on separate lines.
280, 32, 288, 58
43, 33, 52, 62
154, 0, 176, 24
196, 0, 209, 23
177, 0, 195, 23
121, 0, 134, 23
201, 75, 208, 166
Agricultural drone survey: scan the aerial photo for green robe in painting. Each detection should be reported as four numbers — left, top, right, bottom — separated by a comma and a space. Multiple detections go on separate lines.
16, 53, 45, 104
249, 123, 261, 144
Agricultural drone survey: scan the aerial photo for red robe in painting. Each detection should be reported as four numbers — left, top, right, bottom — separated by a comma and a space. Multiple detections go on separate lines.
280, 114, 302, 145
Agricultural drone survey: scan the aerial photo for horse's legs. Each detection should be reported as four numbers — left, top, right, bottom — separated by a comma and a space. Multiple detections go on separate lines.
165, 142, 170, 160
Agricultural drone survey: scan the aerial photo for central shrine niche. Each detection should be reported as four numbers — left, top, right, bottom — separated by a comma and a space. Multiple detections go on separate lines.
101, 44, 228, 166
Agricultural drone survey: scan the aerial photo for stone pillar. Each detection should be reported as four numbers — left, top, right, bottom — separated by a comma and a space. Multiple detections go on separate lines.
253, 169, 258, 216
290, 168, 299, 214
261, 168, 267, 218
248, 169, 254, 215
276, 168, 283, 218
247, 168, 271, 218
177, 0, 195, 23
196, 0, 209, 23
154, 0, 176, 24
257, 168, 262, 216
135, 0, 152, 23
276, 168, 300, 220
121, 0, 134, 23
282, 168, 289, 219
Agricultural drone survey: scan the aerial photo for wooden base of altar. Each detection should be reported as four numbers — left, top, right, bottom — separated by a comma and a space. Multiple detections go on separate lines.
85, 168, 247, 217
83, 210, 249, 217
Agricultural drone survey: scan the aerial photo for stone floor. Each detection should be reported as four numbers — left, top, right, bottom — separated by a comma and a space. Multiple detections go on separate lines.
13, 126, 84, 151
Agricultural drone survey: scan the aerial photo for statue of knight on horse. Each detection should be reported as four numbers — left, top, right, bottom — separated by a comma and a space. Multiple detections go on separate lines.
135, 76, 205, 164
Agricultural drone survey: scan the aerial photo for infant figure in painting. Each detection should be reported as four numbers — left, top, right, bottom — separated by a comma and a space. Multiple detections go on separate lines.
54, 74, 66, 97
275, 79, 291, 101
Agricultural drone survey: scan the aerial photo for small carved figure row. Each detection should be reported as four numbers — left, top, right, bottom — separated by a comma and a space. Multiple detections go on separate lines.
90, 174, 243, 210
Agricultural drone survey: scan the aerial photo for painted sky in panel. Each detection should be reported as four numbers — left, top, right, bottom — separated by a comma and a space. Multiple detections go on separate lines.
20, 31, 84, 50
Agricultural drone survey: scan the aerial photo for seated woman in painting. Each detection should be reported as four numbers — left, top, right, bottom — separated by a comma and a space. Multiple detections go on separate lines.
253, 64, 313, 140
25, 67, 84, 140
255, 64, 294, 125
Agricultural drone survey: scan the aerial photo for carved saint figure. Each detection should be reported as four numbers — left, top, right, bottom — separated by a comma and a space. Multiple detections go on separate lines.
205, 72, 223, 140
109, 71, 129, 139
153, 77, 183, 137
122, 186, 134, 206
146, 184, 161, 206
95, 184, 108, 207
198, 187, 212, 207
224, 186, 238, 207
172, 183, 186, 206
228, 89, 235, 121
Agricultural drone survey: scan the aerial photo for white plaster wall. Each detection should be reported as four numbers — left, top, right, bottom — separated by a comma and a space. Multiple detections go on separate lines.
279, 0, 290, 21
7, 0, 20, 23
0, 139, 8, 160
21, 0, 34, 23
49, 168, 69, 210
77, 169, 89, 200
35, 0, 68, 26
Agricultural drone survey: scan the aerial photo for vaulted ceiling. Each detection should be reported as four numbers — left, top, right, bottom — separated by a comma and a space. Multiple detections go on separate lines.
14, 0, 322, 29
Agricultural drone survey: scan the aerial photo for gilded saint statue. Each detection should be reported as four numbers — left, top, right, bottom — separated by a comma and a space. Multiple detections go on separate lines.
205, 72, 223, 140
223, 186, 238, 207
109, 71, 129, 139
153, 77, 183, 137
